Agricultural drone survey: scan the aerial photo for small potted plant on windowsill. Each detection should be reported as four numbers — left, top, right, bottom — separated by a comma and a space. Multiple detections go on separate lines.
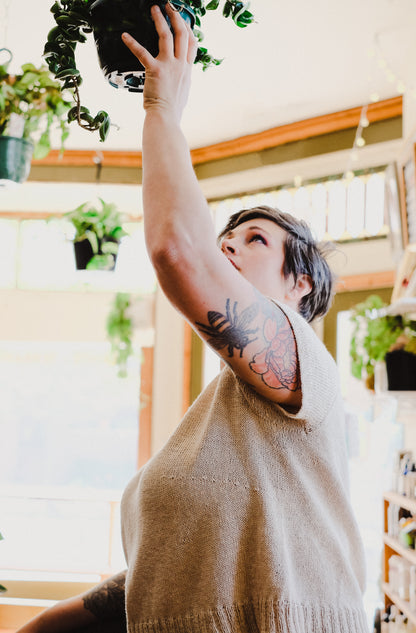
64, 198, 128, 270
349, 294, 416, 391
43, 0, 254, 141
0, 48, 71, 184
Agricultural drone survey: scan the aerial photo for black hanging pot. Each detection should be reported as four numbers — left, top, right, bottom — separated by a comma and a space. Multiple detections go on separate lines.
73, 237, 119, 271
385, 349, 416, 391
0, 136, 33, 185
90, 0, 195, 92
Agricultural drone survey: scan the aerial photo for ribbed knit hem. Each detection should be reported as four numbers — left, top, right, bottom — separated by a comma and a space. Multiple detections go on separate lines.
128, 599, 369, 633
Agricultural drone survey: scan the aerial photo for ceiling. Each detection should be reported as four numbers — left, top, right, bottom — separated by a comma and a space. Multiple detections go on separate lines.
3, 0, 416, 153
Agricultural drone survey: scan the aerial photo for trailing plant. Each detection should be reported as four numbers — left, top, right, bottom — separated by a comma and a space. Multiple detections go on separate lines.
64, 198, 128, 270
106, 293, 134, 377
43, 0, 254, 141
349, 294, 416, 389
0, 50, 72, 158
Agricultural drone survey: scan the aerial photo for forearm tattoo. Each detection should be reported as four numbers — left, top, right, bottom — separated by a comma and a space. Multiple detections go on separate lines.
196, 298, 300, 391
83, 571, 127, 621
195, 298, 259, 358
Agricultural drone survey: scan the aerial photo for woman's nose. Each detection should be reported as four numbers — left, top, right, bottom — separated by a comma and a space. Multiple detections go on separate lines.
221, 238, 237, 254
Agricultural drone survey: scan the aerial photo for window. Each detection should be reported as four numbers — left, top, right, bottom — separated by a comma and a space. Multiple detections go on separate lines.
210, 167, 388, 243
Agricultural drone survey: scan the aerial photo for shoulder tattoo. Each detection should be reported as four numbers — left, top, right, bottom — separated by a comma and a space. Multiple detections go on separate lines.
249, 314, 300, 392
83, 571, 126, 620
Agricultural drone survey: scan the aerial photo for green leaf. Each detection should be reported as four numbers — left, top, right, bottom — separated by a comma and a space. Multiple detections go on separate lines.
0, 584, 6, 593
55, 67, 80, 79
206, 0, 220, 8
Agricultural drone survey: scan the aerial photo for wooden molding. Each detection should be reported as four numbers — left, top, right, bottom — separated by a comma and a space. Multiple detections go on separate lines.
337, 270, 395, 292
137, 346, 154, 468
32, 96, 402, 170
190, 96, 402, 165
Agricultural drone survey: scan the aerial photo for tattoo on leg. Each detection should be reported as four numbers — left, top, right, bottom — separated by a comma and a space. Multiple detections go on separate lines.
249, 316, 300, 391
195, 298, 259, 358
83, 571, 127, 621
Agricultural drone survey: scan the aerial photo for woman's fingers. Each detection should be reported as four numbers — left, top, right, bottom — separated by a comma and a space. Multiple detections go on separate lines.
165, 3, 189, 60
151, 4, 174, 58
121, 32, 155, 69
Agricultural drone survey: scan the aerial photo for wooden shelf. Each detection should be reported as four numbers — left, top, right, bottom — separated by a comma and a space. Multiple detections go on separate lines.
382, 583, 416, 625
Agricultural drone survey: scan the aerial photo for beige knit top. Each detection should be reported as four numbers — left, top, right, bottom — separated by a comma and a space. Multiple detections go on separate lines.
121, 302, 369, 633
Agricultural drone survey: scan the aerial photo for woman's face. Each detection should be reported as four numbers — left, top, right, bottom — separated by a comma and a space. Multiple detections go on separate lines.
220, 218, 300, 306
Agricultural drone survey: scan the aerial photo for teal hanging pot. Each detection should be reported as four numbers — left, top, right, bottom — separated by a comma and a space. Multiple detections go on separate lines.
90, 0, 195, 92
0, 136, 33, 185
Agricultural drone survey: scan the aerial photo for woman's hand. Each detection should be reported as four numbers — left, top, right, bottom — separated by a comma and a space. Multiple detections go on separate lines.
121, 3, 198, 121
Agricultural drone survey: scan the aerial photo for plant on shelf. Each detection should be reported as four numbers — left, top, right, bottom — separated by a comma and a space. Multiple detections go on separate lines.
0, 49, 71, 159
106, 293, 134, 377
349, 294, 416, 391
43, 0, 254, 141
64, 198, 128, 270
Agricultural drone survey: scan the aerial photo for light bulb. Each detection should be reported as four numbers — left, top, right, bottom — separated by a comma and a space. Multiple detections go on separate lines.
293, 175, 303, 188
345, 170, 354, 181
370, 92, 380, 102
360, 116, 369, 128
356, 137, 366, 148
396, 81, 406, 94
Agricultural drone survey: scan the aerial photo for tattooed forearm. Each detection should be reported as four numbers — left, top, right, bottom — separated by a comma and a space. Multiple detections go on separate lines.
249, 314, 300, 392
195, 298, 259, 358
83, 571, 127, 621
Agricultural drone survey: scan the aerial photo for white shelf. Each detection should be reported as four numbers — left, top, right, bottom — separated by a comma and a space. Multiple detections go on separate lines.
382, 583, 416, 626
384, 491, 416, 514
383, 534, 416, 565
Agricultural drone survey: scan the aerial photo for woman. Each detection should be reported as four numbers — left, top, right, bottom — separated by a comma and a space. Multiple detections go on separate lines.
17, 4, 368, 632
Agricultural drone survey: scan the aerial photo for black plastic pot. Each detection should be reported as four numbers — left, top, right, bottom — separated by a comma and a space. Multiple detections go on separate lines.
385, 349, 416, 391
73, 238, 119, 271
90, 0, 195, 92
0, 136, 33, 185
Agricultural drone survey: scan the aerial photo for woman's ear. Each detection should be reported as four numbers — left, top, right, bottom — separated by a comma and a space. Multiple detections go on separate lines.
290, 273, 312, 301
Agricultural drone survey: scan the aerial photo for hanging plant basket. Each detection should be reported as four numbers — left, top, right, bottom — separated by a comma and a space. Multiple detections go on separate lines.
385, 349, 416, 391
0, 136, 33, 185
73, 237, 120, 271
90, 0, 195, 92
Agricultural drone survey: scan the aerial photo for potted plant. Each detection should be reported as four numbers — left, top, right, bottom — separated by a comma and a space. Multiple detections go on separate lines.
106, 293, 135, 377
0, 48, 71, 184
349, 294, 416, 391
43, 0, 254, 141
64, 198, 128, 270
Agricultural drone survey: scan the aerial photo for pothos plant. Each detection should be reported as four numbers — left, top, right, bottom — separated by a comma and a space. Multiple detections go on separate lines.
0, 51, 72, 158
64, 198, 128, 270
43, 0, 254, 141
106, 293, 135, 377
349, 294, 416, 390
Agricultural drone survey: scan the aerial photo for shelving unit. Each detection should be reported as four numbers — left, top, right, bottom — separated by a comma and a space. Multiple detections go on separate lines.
383, 491, 416, 625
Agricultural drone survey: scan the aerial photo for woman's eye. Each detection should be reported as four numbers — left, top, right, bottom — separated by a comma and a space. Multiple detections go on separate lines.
249, 234, 267, 245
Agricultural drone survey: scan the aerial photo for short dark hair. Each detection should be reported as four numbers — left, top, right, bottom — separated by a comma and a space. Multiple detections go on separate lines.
217, 205, 335, 322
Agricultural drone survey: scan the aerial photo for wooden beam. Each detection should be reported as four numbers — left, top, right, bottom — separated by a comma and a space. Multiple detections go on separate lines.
31, 96, 402, 169
137, 346, 154, 468
337, 270, 395, 292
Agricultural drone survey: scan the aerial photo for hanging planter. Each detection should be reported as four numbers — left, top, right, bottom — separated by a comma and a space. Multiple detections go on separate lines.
0, 136, 33, 185
64, 198, 128, 271
91, 0, 195, 92
44, 0, 254, 141
0, 47, 71, 185
385, 350, 416, 391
